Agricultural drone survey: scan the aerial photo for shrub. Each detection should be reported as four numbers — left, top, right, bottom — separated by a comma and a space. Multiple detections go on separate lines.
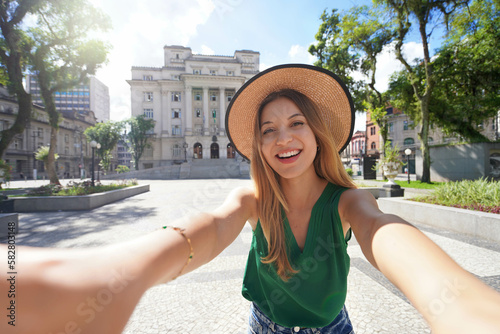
116, 165, 130, 174
345, 168, 353, 176
412, 178, 500, 214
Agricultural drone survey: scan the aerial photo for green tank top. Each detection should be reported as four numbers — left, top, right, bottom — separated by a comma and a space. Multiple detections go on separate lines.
242, 183, 351, 328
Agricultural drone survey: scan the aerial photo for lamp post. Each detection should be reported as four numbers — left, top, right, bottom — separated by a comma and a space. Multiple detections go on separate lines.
183, 142, 188, 162
90, 140, 98, 186
405, 148, 412, 184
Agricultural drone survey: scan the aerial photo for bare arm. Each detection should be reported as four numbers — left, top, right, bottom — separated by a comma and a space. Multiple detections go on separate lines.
0, 186, 256, 334
339, 189, 500, 334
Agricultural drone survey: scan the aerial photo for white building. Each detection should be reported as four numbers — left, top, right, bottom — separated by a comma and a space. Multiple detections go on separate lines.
127, 45, 259, 169
26, 75, 110, 122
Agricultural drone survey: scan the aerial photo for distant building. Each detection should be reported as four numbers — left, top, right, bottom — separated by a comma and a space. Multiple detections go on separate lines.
116, 140, 132, 170
0, 86, 97, 179
26, 75, 110, 122
366, 105, 500, 174
127, 45, 259, 169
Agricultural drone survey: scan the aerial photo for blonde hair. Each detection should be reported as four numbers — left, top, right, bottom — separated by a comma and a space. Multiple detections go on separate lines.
250, 89, 357, 281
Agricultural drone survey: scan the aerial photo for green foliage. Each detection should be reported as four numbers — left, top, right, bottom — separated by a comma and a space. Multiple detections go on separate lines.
374, 141, 404, 172
413, 178, 500, 214
0, 159, 13, 188
115, 165, 130, 174
125, 115, 156, 170
345, 168, 354, 176
35, 145, 59, 163
84, 121, 124, 171
26, 180, 138, 197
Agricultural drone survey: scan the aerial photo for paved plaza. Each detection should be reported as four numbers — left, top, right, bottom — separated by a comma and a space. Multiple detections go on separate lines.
4, 179, 500, 333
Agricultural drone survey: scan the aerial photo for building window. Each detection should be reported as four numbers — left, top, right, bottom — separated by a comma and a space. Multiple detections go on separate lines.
227, 94, 233, 102
389, 123, 394, 133
193, 69, 201, 75
226, 71, 234, 76
172, 125, 181, 136
144, 92, 153, 102
404, 138, 415, 146
212, 109, 217, 118
64, 134, 69, 143
428, 137, 434, 144
403, 121, 409, 131
143, 109, 154, 118
370, 126, 376, 135
371, 142, 376, 150
171, 75, 180, 80
173, 144, 182, 157
195, 109, 202, 118
65, 147, 69, 155
194, 93, 202, 101
172, 92, 181, 102
386, 107, 393, 115
37, 127, 44, 137
172, 109, 181, 118
210, 93, 217, 102
143, 75, 153, 81
210, 70, 217, 76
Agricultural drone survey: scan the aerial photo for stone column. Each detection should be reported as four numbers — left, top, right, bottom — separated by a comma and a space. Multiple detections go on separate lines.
185, 86, 192, 135
219, 87, 225, 135
163, 89, 171, 135
203, 86, 209, 135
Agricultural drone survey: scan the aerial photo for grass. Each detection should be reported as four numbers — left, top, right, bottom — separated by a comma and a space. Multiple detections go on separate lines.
11, 180, 138, 197
357, 180, 444, 189
411, 178, 500, 214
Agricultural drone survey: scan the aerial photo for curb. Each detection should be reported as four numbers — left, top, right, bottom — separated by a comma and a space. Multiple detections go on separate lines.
9, 184, 150, 212
378, 197, 500, 243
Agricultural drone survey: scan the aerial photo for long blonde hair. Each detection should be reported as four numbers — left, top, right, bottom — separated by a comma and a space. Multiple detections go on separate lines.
250, 89, 357, 281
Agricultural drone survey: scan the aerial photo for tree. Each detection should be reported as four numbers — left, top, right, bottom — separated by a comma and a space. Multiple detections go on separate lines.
84, 121, 124, 173
125, 115, 156, 171
26, 0, 110, 184
308, 9, 366, 113
431, 0, 500, 141
0, 0, 41, 159
375, 0, 470, 183
309, 6, 395, 153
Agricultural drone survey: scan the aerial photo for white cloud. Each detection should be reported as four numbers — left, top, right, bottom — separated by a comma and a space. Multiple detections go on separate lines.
287, 44, 316, 64
92, 0, 216, 121
199, 45, 215, 55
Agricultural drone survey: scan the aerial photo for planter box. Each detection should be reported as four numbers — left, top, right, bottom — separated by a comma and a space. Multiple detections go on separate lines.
378, 197, 500, 243
10, 184, 149, 212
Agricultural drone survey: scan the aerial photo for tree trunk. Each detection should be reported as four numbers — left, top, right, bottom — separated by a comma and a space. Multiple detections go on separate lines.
418, 97, 432, 183
47, 126, 61, 185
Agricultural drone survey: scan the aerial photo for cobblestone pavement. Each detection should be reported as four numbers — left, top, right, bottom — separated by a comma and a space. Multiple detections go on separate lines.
6, 179, 500, 333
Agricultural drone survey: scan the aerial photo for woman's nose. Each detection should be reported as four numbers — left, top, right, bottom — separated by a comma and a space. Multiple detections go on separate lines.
276, 128, 293, 145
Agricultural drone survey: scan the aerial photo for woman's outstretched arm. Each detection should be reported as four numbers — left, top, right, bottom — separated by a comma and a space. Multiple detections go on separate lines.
0, 186, 256, 334
340, 189, 500, 334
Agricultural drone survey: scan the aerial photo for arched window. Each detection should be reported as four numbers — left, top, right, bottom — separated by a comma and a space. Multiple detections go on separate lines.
404, 138, 415, 146
371, 142, 376, 150
227, 143, 235, 159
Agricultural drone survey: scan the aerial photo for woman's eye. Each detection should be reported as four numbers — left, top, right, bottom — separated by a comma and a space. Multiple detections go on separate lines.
292, 121, 304, 127
262, 128, 274, 135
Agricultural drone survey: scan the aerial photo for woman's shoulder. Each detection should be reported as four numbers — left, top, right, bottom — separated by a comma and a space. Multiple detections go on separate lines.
226, 185, 259, 227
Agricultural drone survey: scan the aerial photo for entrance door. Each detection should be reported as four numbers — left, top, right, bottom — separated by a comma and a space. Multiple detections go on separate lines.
227, 144, 235, 159
210, 143, 219, 159
194, 143, 202, 159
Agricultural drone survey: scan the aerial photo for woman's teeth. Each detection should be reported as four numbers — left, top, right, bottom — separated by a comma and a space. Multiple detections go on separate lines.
278, 150, 300, 158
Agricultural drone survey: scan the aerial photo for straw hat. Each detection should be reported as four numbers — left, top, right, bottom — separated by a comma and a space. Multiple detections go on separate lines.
225, 64, 355, 161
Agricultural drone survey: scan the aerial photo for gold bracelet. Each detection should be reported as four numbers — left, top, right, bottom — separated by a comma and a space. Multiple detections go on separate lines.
162, 226, 194, 280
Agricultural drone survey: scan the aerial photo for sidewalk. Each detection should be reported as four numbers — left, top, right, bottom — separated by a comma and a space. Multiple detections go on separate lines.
5, 179, 500, 333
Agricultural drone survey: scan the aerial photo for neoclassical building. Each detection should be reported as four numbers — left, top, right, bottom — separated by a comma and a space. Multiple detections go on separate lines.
128, 45, 260, 169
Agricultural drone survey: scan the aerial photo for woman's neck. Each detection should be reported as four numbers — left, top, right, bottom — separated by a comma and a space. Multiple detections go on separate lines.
279, 170, 327, 212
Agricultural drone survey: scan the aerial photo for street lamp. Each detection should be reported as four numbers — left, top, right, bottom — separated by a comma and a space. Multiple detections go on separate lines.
183, 142, 188, 162
405, 148, 412, 184
90, 140, 99, 186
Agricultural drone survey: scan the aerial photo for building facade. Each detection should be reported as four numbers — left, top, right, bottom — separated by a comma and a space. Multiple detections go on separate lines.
26, 75, 110, 122
366, 106, 500, 174
128, 45, 260, 169
0, 86, 97, 180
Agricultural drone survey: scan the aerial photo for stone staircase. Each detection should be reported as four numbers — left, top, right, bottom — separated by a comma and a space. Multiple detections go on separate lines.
102, 159, 250, 180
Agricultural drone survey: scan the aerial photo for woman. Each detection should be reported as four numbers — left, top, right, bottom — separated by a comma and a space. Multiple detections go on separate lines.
1, 64, 500, 334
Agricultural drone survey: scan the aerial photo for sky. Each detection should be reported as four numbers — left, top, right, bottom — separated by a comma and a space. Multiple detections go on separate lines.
89, 0, 431, 132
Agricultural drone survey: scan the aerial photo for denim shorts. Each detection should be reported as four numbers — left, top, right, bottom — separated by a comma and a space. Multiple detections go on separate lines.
248, 302, 355, 334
